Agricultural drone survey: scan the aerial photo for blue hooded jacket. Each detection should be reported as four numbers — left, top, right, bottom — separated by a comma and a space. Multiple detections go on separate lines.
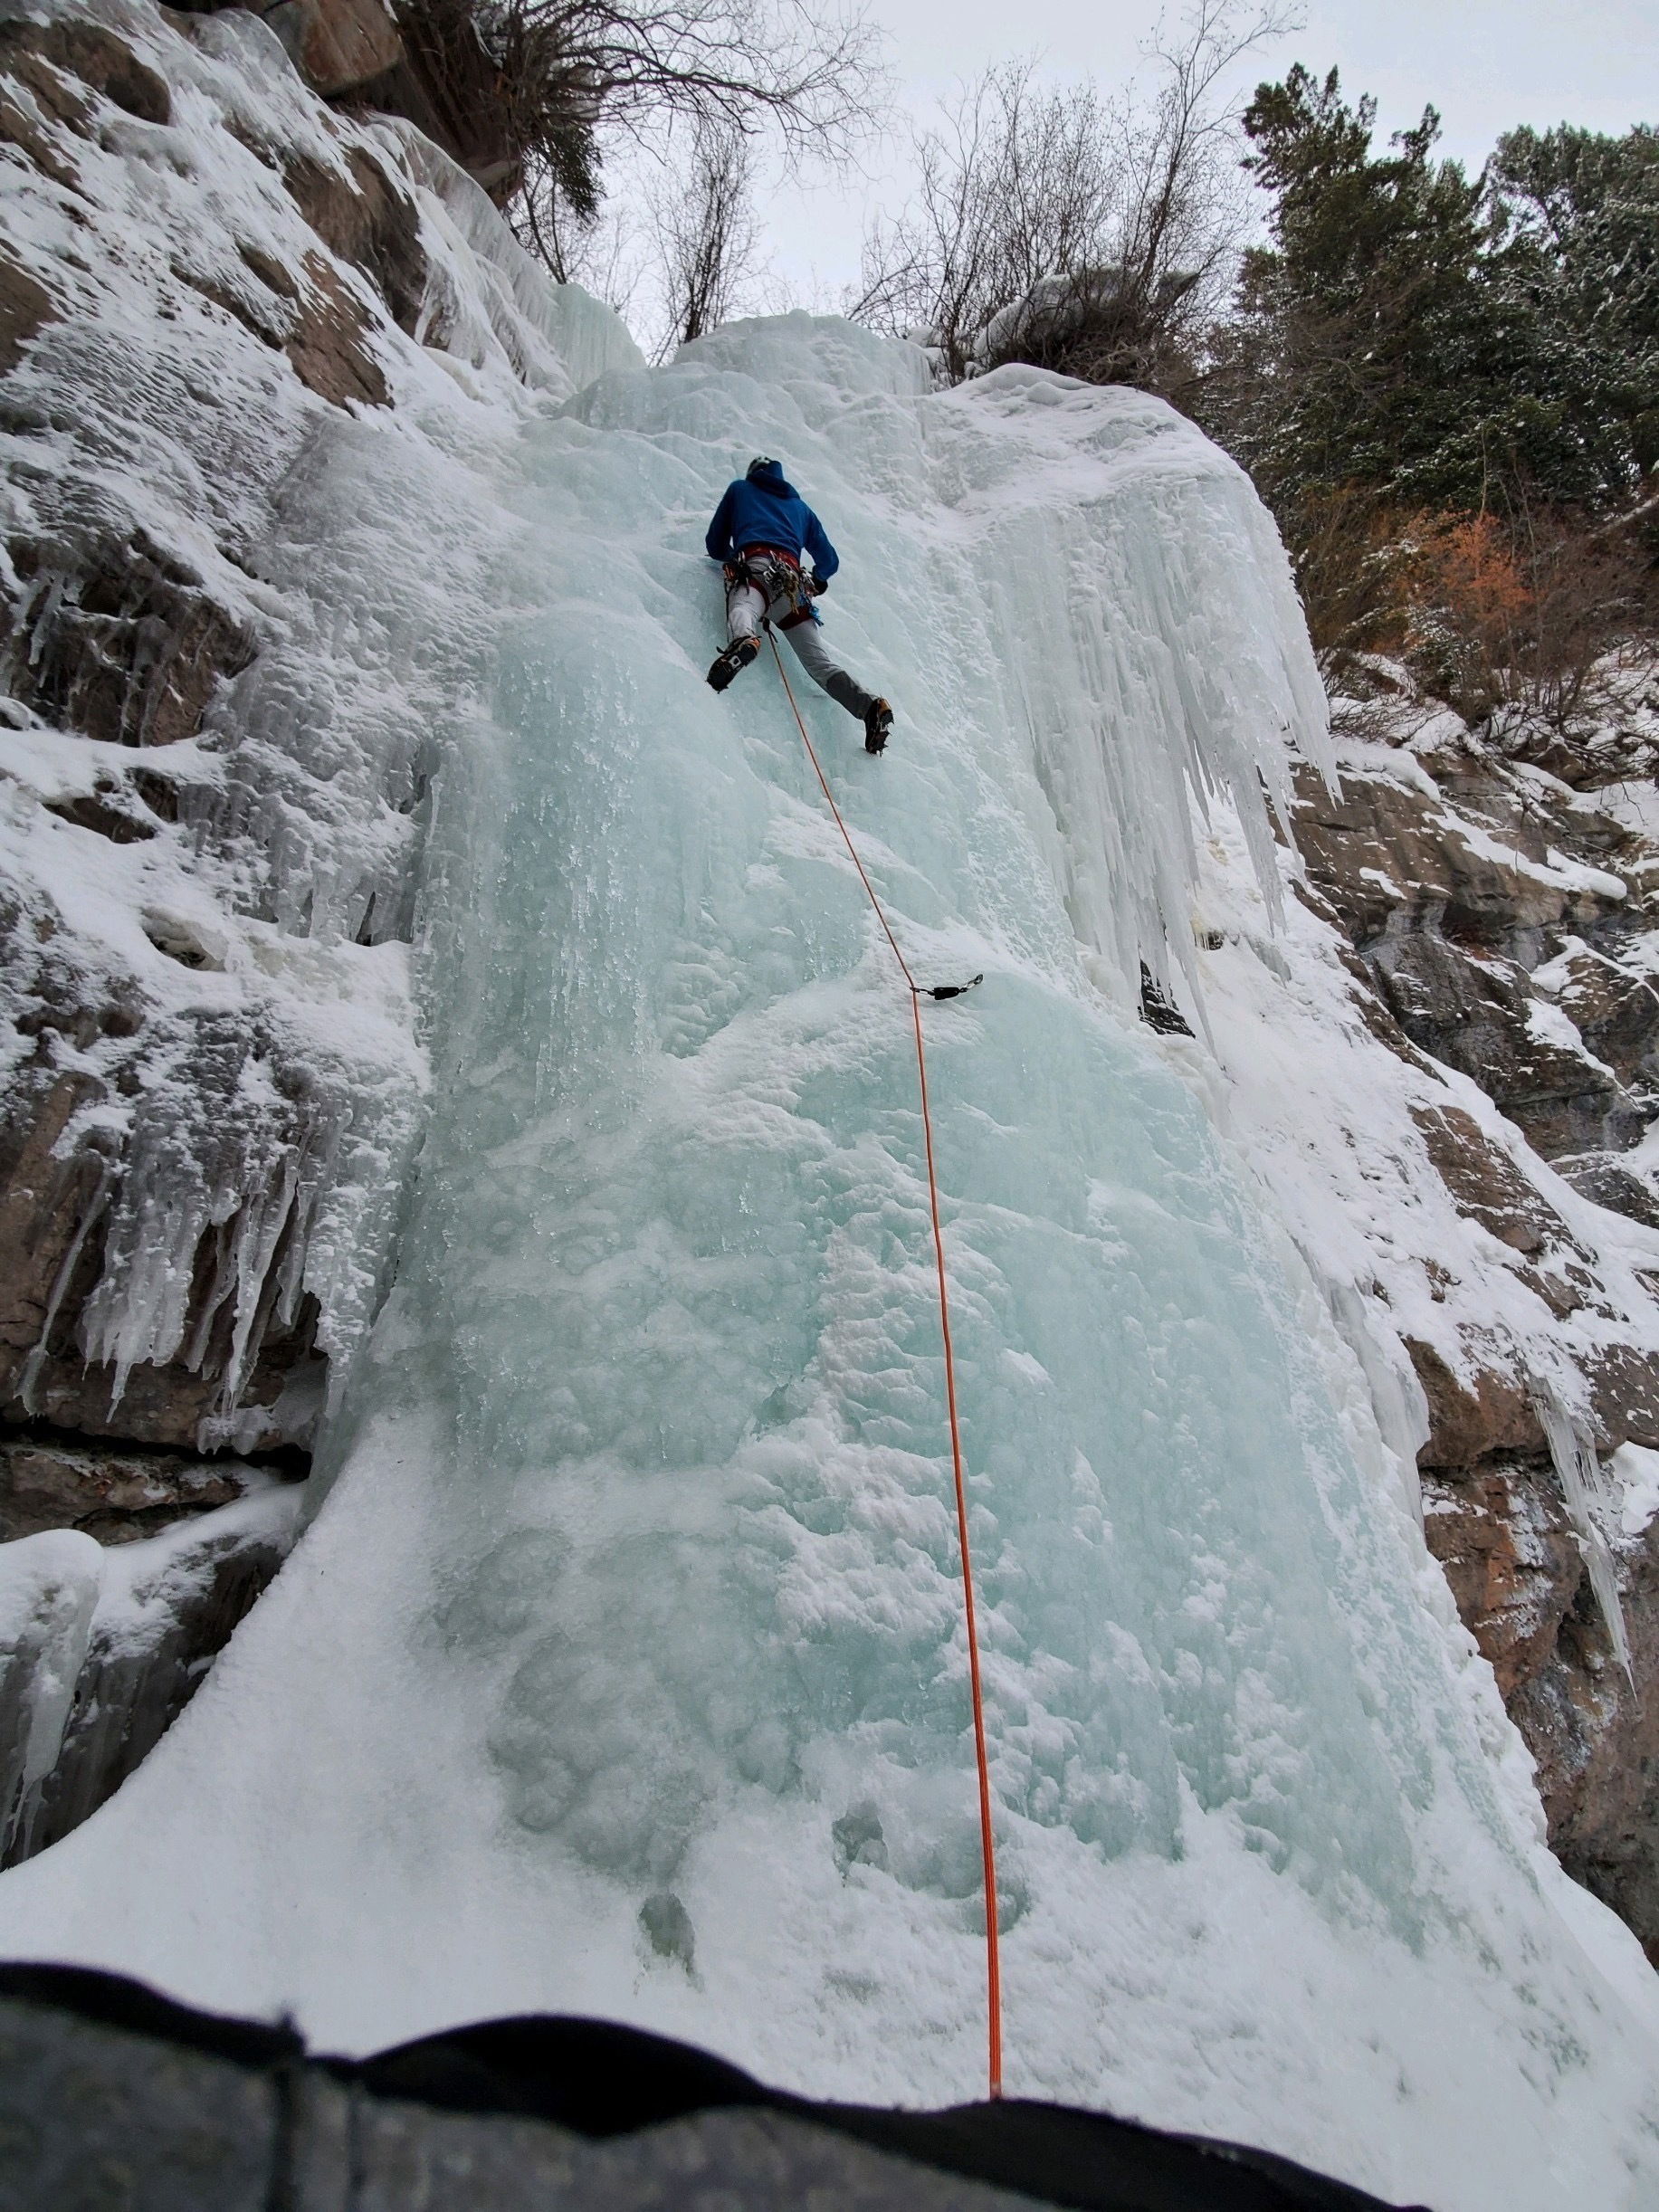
704, 461, 840, 581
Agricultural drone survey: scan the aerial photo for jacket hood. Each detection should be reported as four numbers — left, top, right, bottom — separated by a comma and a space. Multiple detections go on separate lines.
748, 461, 796, 498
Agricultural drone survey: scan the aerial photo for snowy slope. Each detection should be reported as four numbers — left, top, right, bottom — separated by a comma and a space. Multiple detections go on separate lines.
2, 260, 1658, 2212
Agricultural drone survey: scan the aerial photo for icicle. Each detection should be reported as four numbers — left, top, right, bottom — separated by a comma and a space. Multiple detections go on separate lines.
0, 1533, 103, 1864
18, 1168, 113, 1414
1533, 1384, 1635, 1684
219, 1147, 303, 1409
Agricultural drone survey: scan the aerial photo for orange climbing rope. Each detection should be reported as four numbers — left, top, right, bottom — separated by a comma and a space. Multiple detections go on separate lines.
766, 630, 1004, 2101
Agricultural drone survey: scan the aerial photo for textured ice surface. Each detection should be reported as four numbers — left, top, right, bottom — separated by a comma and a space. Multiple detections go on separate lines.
3, 309, 1658, 2211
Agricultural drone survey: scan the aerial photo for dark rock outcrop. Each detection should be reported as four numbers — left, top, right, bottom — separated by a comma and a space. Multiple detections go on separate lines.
1422, 1460, 1582, 1696
1, 1511, 294, 1866
179, 0, 523, 197
0, 247, 54, 371
0, 14, 171, 127
0, 897, 331, 1460
0, 1478, 301, 1866
1424, 1460, 1659, 1961
350, 1, 524, 199
1293, 754, 1659, 1171
279, 143, 427, 330
3, 529, 258, 749
265, 0, 403, 98
0, 1966, 1419, 2211
1, 1431, 254, 1544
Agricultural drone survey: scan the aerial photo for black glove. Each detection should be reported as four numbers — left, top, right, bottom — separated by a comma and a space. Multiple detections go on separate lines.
805, 571, 828, 596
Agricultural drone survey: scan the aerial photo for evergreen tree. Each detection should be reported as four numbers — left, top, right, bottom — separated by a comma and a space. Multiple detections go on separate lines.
1206, 64, 1549, 520
1197, 69, 1656, 674
1488, 124, 1659, 512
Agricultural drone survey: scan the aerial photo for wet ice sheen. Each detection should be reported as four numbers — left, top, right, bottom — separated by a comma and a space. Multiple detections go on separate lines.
2, 316, 1657, 2211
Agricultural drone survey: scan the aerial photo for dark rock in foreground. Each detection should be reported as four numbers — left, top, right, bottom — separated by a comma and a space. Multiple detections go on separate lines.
0, 1962, 1425, 2210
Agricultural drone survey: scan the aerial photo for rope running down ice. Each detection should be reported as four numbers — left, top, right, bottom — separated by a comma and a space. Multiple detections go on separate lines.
766, 627, 1004, 2100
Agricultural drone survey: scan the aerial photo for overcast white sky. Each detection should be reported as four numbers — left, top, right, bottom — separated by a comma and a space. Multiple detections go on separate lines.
750, 0, 1656, 311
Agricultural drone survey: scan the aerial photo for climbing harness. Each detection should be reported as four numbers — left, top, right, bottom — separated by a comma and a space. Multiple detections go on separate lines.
727, 550, 819, 632
766, 629, 1004, 2101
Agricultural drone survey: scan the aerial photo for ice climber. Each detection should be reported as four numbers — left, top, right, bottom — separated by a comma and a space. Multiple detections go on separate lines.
704, 456, 893, 755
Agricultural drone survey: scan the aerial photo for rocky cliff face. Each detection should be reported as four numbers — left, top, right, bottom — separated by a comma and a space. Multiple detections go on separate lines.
0, 0, 635, 1862
1196, 671, 1659, 1959
1294, 696, 1659, 1956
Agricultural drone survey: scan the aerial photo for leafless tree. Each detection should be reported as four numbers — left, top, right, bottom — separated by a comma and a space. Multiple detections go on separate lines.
503, 0, 877, 144
513, 148, 601, 280
423, 0, 881, 279
853, 3, 1293, 398
853, 62, 1117, 382
530, 174, 653, 319
1111, 3, 1287, 352
648, 115, 760, 357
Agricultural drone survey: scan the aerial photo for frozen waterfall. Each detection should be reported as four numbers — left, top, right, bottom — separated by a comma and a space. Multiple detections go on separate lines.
2, 314, 1656, 2211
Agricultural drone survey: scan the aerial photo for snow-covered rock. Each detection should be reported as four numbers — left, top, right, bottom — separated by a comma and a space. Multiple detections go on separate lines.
0, 0, 638, 1454
1214, 710, 1659, 1959
0, 0, 637, 1850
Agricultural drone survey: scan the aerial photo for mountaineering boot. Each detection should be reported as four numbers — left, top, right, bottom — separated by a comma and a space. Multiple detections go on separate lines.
864, 697, 893, 755
707, 635, 760, 692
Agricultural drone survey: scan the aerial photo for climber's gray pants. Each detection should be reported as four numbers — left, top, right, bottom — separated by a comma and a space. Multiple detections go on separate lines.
727, 577, 874, 720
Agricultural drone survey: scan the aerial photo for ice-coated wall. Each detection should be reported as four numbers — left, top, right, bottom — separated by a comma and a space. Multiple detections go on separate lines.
2, 306, 1657, 2211
0, 0, 645, 1456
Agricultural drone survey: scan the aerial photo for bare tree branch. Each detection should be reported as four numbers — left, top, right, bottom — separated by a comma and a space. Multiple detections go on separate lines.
854, 4, 1294, 398
415, 0, 883, 282
503, 0, 881, 149
648, 113, 759, 357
